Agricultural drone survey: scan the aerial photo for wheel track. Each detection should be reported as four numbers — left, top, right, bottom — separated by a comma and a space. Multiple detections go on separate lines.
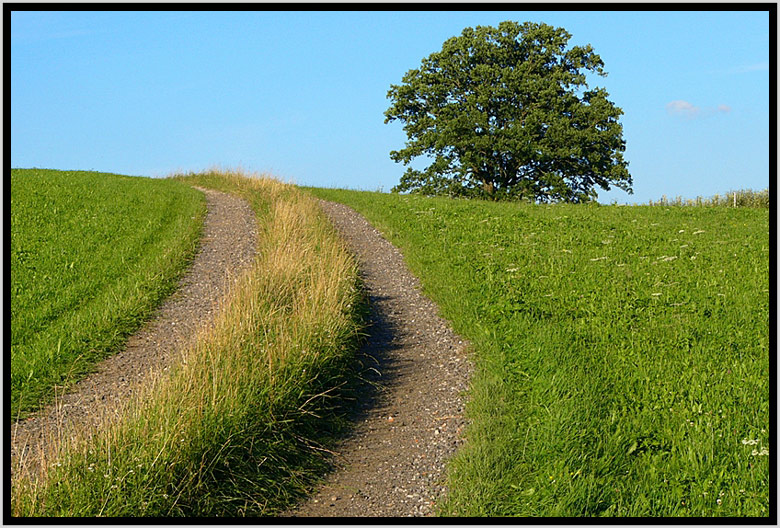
283, 200, 473, 517
10, 187, 258, 482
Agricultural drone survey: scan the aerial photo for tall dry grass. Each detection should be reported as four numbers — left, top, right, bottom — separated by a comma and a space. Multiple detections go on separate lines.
647, 188, 769, 208
11, 171, 366, 517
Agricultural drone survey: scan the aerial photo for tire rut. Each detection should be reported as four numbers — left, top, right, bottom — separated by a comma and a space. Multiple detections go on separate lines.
283, 200, 473, 517
10, 187, 258, 481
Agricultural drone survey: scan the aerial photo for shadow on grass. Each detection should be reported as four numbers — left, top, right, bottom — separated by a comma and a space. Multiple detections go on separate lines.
274, 287, 407, 516
175, 284, 406, 517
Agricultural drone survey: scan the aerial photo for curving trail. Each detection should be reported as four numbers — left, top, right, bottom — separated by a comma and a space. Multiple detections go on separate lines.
11, 189, 473, 518
284, 200, 473, 517
11, 187, 258, 480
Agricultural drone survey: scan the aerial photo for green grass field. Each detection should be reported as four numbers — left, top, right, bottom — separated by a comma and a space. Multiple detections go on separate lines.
11, 167, 769, 517
305, 187, 770, 517
10, 169, 206, 420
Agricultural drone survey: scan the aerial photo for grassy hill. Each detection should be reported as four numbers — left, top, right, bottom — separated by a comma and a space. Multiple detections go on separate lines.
305, 187, 770, 517
11, 170, 769, 517
11, 169, 206, 420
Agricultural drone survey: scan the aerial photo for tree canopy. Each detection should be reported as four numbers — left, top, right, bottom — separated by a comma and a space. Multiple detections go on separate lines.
384, 21, 633, 203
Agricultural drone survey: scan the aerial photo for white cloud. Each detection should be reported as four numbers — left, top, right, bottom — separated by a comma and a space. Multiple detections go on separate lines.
666, 100, 700, 118
666, 100, 732, 119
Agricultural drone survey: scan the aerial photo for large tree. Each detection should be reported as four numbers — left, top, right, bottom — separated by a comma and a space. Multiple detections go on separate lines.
385, 21, 632, 203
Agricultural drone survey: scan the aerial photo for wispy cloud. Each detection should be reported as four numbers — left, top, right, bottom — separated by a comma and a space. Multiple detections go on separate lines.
666, 100, 699, 118
666, 100, 731, 119
731, 62, 769, 74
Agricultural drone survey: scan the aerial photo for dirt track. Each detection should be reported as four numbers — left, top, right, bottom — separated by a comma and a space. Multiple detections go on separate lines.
10, 187, 257, 480
283, 200, 472, 517
11, 190, 473, 517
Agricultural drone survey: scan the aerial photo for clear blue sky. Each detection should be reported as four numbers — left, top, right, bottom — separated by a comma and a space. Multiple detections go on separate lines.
10, 8, 771, 204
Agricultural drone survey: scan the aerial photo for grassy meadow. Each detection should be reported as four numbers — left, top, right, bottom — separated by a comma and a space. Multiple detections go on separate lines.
11, 167, 769, 518
305, 187, 770, 517
12, 171, 366, 517
10, 169, 206, 420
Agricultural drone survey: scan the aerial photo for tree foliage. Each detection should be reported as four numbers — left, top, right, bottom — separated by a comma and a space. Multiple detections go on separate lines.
385, 21, 633, 203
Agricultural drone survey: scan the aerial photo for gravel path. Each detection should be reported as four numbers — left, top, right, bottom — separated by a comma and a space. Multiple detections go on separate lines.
10, 187, 257, 480
284, 200, 473, 517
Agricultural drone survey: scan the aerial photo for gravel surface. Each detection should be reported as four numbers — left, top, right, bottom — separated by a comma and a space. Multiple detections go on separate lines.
283, 200, 473, 518
10, 187, 257, 480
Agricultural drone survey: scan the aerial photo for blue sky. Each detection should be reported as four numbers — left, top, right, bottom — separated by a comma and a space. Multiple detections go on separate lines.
10, 8, 771, 204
